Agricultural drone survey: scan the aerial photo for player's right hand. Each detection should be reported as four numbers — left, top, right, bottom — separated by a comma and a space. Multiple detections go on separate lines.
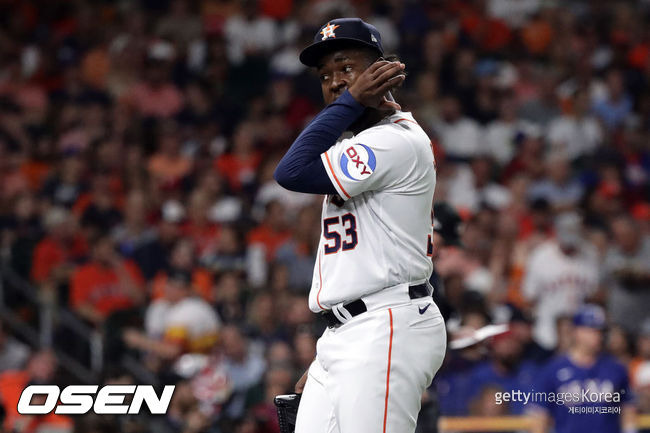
348, 60, 405, 110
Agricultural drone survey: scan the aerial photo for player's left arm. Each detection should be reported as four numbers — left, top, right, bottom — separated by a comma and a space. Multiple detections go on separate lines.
274, 90, 363, 194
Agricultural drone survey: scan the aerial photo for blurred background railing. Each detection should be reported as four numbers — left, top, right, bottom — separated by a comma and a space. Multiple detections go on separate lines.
438, 414, 650, 432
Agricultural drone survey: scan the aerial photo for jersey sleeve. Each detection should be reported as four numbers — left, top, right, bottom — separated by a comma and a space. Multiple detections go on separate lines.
320, 128, 416, 200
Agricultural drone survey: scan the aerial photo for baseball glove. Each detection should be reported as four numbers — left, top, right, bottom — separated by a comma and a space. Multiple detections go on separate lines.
274, 393, 301, 433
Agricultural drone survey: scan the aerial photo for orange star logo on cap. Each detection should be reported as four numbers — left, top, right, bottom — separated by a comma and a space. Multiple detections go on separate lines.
320, 23, 340, 40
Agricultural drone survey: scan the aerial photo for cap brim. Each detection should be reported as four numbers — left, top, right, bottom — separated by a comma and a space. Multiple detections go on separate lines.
300, 38, 382, 67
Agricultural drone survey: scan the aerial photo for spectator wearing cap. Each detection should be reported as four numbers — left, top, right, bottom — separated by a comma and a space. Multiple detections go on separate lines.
522, 212, 600, 349
70, 233, 145, 326
604, 215, 650, 334
125, 267, 221, 364
529, 305, 636, 433
508, 307, 553, 364
435, 309, 492, 417
465, 328, 537, 415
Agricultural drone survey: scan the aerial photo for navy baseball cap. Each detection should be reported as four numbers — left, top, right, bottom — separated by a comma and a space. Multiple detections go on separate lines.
572, 304, 606, 330
300, 18, 384, 67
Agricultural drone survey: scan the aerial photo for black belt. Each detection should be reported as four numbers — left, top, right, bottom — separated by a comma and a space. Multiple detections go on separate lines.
321, 283, 431, 328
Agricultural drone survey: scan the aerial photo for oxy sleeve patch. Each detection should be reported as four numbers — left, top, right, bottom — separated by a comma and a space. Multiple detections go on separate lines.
339, 143, 376, 181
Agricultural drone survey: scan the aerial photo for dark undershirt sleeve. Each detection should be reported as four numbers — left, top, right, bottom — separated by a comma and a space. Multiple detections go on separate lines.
274, 90, 365, 194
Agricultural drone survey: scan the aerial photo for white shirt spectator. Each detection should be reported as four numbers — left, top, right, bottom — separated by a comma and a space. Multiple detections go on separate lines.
485, 119, 537, 165
523, 241, 600, 349
145, 297, 221, 353
224, 14, 278, 65
443, 164, 511, 212
0, 335, 30, 372
488, 0, 541, 28
435, 117, 483, 159
547, 114, 602, 160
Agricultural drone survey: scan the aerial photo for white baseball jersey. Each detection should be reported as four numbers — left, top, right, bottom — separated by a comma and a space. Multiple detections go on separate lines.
522, 241, 600, 348
309, 111, 436, 312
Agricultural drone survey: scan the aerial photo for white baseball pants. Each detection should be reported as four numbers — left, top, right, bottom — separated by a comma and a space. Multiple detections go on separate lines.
295, 294, 446, 433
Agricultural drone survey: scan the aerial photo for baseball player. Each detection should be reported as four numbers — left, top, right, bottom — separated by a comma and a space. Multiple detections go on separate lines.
274, 18, 446, 433
530, 305, 636, 433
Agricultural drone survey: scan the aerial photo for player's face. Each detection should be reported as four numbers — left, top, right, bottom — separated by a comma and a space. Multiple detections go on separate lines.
574, 326, 603, 353
317, 49, 373, 105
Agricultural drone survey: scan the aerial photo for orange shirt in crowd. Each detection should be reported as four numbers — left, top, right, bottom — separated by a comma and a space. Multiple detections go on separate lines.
31, 235, 88, 283
151, 268, 214, 302
247, 223, 291, 261
0, 370, 73, 432
214, 151, 262, 192
180, 222, 221, 258
148, 154, 193, 185
70, 261, 145, 317
20, 159, 51, 191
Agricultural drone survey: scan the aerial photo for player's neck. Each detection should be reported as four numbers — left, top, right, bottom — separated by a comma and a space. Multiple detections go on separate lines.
348, 107, 396, 134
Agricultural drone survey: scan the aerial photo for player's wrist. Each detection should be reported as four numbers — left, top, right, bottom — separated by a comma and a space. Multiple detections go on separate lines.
340, 88, 365, 110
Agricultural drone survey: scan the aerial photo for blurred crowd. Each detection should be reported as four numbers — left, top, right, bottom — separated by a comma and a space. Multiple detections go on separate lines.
0, 0, 649, 432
